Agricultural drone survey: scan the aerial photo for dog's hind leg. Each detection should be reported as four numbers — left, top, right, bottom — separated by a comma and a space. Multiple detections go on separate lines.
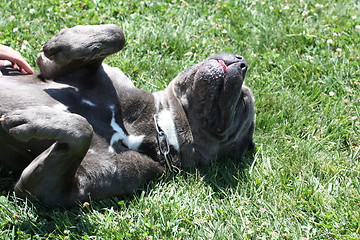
70, 149, 165, 206
36, 24, 125, 79
2, 106, 164, 207
1, 106, 93, 206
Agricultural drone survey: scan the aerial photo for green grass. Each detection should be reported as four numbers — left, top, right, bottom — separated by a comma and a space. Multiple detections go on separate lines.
0, 0, 359, 239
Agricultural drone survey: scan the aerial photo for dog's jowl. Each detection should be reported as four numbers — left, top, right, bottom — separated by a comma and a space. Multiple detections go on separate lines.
0, 24, 255, 207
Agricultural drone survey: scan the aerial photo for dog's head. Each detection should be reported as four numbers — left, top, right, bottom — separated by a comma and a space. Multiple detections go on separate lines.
169, 53, 254, 164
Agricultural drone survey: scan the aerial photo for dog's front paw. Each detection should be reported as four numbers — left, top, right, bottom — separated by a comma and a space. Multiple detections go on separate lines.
1, 110, 37, 142
1, 106, 92, 143
42, 24, 125, 65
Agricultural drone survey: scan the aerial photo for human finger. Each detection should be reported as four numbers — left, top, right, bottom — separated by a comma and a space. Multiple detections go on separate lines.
0, 45, 34, 74
6, 55, 34, 74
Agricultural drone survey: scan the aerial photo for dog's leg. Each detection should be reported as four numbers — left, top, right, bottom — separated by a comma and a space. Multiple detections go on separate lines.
1, 106, 93, 206
36, 24, 125, 79
1, 106, 164, 206
71, 148, 165, 206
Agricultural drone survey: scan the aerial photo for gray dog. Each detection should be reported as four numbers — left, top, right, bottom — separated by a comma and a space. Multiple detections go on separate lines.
0, 24, 255, 207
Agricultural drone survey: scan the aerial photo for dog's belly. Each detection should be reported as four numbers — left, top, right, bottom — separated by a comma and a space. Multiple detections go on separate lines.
0, 75, 69, 115
0, 75, 114, 135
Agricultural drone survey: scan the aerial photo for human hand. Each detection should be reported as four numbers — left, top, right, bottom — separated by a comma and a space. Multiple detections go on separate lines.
0, 44, 34, 77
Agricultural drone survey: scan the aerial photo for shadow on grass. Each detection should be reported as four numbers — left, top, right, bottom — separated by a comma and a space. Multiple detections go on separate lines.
0, 147, 256, 238
0, 167, 18, 194
1, 185, 131, 238
0, 167, 131, 238
190, 147, 257, 193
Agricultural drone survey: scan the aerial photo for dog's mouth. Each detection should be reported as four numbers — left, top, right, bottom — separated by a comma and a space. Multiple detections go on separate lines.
218, 60, 227, 72
213, 54, 248, 75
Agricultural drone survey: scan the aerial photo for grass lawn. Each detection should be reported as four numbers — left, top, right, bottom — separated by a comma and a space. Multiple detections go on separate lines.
0, 0, 359, 239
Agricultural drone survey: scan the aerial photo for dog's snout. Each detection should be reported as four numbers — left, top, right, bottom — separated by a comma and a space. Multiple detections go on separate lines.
209, 53, 248, 71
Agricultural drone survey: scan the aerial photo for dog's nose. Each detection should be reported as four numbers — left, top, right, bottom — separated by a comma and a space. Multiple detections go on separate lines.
235, 55, 248, 71
209, 53, 248, 71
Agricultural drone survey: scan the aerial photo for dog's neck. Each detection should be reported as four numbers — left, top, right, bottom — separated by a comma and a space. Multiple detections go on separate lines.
153, 85, 198, 169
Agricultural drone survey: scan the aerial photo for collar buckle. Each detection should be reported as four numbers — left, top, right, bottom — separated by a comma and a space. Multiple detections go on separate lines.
153, 114, 180, 173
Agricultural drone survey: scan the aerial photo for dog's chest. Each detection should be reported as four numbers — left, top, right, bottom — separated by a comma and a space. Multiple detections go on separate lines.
44, 82, 154, 153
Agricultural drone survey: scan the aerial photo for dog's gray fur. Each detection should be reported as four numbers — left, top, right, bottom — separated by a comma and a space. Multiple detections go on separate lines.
0, 24, 255, 207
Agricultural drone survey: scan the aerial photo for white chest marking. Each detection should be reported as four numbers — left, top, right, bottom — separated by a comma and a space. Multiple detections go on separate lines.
108, 105, 144, 153
156, 109, 179, 151
81, 99, 97, 107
